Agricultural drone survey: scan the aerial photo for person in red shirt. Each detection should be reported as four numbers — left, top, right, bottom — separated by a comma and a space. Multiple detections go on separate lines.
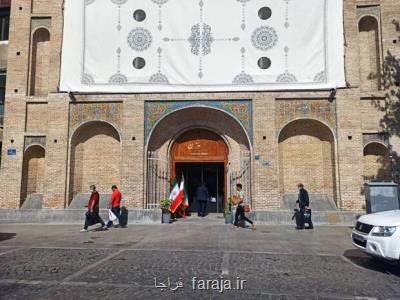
81, 185, 106, 232
107, 185, 122, 228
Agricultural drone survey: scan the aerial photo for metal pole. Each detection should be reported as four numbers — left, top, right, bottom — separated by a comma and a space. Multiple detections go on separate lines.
201, 164, 204, 184
216, 166, 219, 213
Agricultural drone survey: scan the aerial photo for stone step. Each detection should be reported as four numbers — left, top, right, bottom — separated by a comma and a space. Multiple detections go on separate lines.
68, 193, 112, 209
281, 194, 338, 211
20, 193, 43, 209
0, 209, 364, 226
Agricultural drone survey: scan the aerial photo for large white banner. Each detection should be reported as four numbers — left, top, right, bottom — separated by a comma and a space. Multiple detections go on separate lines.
60, 0, 345, 92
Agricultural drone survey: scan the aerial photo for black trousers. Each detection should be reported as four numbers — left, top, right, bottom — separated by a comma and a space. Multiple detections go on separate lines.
198, 200, 207, 216
84, 211, 105, 229
234, 205, 253, 226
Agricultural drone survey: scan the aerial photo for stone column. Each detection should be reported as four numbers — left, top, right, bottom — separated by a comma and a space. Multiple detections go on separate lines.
120, 96, 145, 208
335, 89, 364, 211
252, 93, 280, 209
42, 94, 70, 208
0, 96, 26, 208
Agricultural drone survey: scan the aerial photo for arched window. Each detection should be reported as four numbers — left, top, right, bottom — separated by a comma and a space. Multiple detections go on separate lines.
358, 16, 381, 91
20, 145, 45, 208
363, 142, 391, 181
29, 28, 50, 96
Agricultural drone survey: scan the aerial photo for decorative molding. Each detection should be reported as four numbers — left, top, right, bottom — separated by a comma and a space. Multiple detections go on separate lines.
276, 100, 336, 135
362, 132, 389, 147
144, 100, 253, 144
31, 18, 52, 32
356, 5, 380, 21
69, 102, 122, 134
24, 136, 46, 151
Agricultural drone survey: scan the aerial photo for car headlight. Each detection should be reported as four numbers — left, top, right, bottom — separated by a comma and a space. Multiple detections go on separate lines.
371, 226, 397, 237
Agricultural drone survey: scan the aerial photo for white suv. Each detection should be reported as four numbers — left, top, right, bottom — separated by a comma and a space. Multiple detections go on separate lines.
352, 210, 400, 261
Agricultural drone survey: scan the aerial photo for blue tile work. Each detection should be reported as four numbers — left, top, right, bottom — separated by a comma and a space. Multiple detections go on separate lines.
144, 100, 253, 144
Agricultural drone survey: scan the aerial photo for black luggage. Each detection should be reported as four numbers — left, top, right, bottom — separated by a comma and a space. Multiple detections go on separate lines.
304, 208, 313, 229
119, 206, 128, 227
85, 211, 101, 226
292, 208, 313, 229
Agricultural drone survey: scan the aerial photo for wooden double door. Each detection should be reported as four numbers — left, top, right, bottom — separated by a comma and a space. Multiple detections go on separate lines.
171, 129, 228, 213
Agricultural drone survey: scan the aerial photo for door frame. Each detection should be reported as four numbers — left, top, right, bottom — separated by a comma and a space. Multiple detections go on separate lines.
169, 129, 229, 211
171, 160, 227, 212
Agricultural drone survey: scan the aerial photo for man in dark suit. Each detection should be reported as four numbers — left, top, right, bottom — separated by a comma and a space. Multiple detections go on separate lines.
295, 183, 313, 229
196, 183, 209, 217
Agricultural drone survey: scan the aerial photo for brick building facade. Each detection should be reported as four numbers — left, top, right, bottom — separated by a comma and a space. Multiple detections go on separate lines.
0, 0, 399, 214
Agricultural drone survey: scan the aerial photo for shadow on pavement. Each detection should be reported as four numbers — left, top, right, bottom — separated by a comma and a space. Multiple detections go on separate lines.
0, 232, 16, 242
343, 249, 400, 277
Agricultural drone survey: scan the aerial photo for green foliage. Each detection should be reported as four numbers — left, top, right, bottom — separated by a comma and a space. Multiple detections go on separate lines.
224, 197, 233, 214
159, 199, 171, 213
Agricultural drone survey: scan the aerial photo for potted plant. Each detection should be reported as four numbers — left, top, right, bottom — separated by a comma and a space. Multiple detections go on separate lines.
160, 199, 171, 224
224, 198, 233, 224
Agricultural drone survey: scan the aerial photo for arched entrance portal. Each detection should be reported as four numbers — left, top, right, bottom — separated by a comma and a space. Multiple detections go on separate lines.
278, 119, 337, 209
171, 129, 229, 213
145, 106, 252, 211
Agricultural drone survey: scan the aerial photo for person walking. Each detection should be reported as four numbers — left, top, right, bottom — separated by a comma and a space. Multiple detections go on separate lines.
231, 183, 255, 230
196, 183, 209, 217
107, 185, 122, 228
81, 185, 106, 232
295, 183, 313, 229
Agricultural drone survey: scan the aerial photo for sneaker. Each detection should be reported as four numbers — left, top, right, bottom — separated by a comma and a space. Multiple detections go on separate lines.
80, 229, 88, 232
251, 223, 256, 230
230, 224, 238, 230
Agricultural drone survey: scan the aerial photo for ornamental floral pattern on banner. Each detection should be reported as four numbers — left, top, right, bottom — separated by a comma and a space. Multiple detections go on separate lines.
60, 0, 345, 92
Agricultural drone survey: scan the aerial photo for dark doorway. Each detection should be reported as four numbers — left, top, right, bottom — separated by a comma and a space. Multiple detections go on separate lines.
175, 162, 225, 214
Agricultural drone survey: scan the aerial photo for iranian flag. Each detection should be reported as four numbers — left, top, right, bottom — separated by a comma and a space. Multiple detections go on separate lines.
182, 174, 189, 208
168, 178, 184, 213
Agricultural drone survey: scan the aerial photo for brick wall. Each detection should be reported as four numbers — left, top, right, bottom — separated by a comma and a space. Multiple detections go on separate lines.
26, 102, 47, 132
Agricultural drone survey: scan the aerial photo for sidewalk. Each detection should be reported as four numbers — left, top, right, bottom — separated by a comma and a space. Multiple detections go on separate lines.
0, 223, 352, 255
0, 223, 399, 299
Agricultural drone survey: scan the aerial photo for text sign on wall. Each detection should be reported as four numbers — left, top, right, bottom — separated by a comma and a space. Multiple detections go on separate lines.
7, 149, 16, 155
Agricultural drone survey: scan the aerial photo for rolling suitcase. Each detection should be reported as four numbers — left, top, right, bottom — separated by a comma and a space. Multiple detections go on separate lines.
304, 209, 313, 229
292, 208, 313, 229
119, 206, 128, 227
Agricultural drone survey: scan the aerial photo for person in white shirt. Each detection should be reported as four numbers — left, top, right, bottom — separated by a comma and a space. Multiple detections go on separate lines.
231, 183, 255, 230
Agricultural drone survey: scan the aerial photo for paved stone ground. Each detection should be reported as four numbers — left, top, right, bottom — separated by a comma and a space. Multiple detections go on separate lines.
0, 219, 399, 299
